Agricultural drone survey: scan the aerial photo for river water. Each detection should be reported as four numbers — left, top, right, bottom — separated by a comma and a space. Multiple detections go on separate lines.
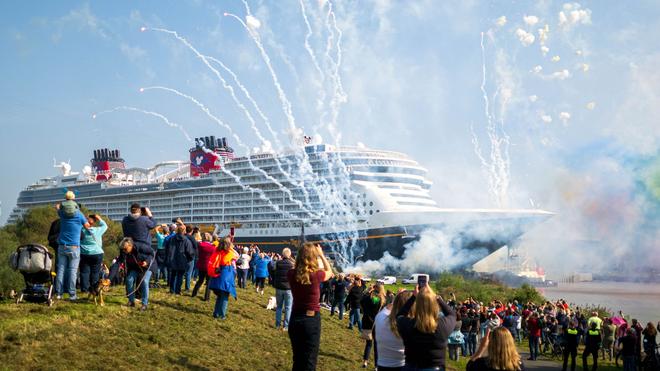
539, 281, 660, 324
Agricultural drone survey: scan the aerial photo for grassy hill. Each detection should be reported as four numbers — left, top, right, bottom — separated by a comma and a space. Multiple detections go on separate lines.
0, 284, 470, 371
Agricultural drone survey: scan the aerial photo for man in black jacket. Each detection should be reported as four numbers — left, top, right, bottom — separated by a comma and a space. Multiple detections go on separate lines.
330, 274, 347, 319
166, 225, 194, 295
273, 247, 294, 330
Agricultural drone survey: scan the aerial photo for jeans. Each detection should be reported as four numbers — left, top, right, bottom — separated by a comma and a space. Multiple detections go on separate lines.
184, 260, 195, 291
288, 312, 321, 371
349, 307, 362, 330
170, 270, 185, 294
237, 268, 248, 288
461, 332, 469, 356
275, 289, 293, 329
529, 335, 540, 360
126, 269, 152, 306
331, 296, 345, 319
79, 253, 103, 293
156, 249, 168, 283
466, 333, 477, 356
448, 344, 460, 361
55, 245, 81, 298
213, 289, 230, 319
563, 347, 577, 371
622, 356, 635, 371
191, 269, 210, 300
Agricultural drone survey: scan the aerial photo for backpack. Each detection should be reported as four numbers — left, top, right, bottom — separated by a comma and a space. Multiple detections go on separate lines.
9, 244, 53, 273
449, 330, 465, 344
236, 255, 245, 267
47, 219, 60, 249
61, 200, 79, 218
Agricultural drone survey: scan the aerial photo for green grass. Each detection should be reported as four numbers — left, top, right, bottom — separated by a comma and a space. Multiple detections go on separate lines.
0, 283, 469, 371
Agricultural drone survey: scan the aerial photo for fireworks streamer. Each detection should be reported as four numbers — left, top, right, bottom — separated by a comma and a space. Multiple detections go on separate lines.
93, 106, 192, 141
473, 32, 511, 207
299, 0, 327, 120
140, 85, 318, 218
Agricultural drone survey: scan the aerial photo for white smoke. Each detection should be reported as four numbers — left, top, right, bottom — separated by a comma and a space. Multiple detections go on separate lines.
523, 15, 539, 26
551, 69, 571, 80
515, 28, 535, 46
537, 24, 549, 45
558, 3, 592, 29
349, 229, 489, 275
494, 16, 507, 27
246, 15, 262, 30
541, 46, 550, 56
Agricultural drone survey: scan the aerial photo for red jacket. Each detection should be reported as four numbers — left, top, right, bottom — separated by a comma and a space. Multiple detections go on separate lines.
196, 241, 216, 271
527, 317, 541, 337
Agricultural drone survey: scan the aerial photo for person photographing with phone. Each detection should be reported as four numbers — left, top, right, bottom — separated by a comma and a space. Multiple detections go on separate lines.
121, 203, 156, 310
396, 278, 456, 371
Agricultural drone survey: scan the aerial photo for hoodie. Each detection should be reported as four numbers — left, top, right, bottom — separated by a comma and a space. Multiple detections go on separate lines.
166, 234, 194, 271
121, 214, 156, 250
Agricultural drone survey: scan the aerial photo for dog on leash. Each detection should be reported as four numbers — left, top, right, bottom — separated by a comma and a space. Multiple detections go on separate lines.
89, 278, 111, 306
266, 296, 277, 310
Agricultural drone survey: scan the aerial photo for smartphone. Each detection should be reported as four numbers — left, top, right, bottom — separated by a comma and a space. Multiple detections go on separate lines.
417, 275, 428, 288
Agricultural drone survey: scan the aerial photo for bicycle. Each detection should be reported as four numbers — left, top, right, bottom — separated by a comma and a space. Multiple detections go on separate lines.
641, 344, 660, 371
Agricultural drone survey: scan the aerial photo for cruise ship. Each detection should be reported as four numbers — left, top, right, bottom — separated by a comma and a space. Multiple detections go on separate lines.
8, 135, 551, 266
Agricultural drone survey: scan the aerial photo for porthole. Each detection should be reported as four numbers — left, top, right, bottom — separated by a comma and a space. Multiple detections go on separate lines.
369, 202, 373, 206
369, 210, 373, 215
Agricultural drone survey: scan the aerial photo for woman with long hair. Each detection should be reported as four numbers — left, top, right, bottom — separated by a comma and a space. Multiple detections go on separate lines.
360, 283, 386, 368
207, 236, 237, 319
287, 243, 333, 371
467, 326, 526, 371
374, 290, 413, 371
642, 322, 658, 357
396, 285, 456, 370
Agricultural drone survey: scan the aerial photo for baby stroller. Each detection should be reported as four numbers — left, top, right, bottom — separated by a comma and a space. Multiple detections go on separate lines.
9, 243, 55, 306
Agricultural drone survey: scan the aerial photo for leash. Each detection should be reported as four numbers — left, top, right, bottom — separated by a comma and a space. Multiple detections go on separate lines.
124, 251, 154, 298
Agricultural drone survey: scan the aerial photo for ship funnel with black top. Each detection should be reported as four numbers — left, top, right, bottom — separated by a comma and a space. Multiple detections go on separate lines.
90, 148, 126, 182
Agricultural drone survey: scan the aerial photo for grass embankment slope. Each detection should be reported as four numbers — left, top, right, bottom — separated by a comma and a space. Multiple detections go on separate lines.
0, 285, 470, 371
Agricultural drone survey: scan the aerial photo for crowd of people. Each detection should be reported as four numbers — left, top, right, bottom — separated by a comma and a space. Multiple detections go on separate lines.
45, 192, 659, 371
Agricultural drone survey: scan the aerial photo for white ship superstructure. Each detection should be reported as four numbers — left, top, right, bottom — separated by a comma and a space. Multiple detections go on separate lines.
8, 136, 551, 264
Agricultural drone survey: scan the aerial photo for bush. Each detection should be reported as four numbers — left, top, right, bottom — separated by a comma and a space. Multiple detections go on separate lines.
434, 273, 546, 305
0, 206, 125, 297
510, 283, 544, 304
0, 228, 23, 298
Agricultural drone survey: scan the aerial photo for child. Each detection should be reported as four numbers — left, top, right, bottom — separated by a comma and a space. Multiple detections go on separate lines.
60, 191, 79, 217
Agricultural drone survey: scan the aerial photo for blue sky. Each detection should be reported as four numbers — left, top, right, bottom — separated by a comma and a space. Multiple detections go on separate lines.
1, 1, 659, 269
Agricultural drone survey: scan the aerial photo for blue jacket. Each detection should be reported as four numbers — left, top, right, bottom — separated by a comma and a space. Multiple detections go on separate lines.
254, 256, 271, 278
57, 209, 87, 246
165, 234, 194, 271
121, 214, 156, 250
80, 219, 107, 255
209, 265, 237, 299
